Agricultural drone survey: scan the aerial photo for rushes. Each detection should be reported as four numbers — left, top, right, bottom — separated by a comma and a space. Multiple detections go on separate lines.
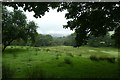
90, 55, 117, 63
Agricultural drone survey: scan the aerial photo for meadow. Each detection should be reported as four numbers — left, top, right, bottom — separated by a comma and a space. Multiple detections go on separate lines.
2, 46, 119, 79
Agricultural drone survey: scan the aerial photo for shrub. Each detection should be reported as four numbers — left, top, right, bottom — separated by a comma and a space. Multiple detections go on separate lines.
90, 55, 99, 61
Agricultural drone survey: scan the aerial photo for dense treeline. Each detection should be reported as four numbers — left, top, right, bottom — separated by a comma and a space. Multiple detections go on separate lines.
11, 32, 116, 48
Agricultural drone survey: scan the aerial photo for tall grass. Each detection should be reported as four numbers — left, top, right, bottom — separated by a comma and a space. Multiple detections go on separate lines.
3, 46, 119, 78
2, 63, 14, 79
25, 65, 45, 79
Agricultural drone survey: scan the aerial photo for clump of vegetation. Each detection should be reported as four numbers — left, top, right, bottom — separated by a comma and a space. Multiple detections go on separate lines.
98, 56, 106, 61
78, 54, 82, 56
106, 57, 116, 63
11, 46, 13, 48
55, 53, 61, 60
64, 57, 72, 64
90, 56, 117, 63
45, 49, 50, 52
90, 55, 99, 61
66, 53, 74, 57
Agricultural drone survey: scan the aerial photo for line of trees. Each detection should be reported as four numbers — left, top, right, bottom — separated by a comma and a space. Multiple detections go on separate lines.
11, 32, 116, 48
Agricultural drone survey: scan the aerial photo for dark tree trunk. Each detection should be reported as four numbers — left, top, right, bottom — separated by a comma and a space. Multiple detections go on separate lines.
2, 40, 13, 52
2, 45, 7, 52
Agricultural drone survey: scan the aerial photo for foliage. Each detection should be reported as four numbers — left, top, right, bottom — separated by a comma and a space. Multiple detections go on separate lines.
2, 6, 38, 51
87, 33, 115, 47
3, 2, 120, 47
63, 33, 76, 46
34, 34, 53, 47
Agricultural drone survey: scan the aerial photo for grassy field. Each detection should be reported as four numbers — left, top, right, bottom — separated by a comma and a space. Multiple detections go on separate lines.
2, 46, 119, 79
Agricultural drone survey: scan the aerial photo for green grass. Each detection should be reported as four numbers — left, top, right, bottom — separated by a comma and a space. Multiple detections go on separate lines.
2, 46, 119, 78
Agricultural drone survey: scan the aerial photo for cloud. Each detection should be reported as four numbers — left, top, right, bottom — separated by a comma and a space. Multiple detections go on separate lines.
6, 7, 74, 36
24, 8, 74, 36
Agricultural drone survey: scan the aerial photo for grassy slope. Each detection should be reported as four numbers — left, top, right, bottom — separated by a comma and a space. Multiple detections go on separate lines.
2, 46, 119, 78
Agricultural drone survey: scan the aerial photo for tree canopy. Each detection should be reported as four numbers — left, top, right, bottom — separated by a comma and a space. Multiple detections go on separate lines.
2, 6, 38, 51
3, 2, 120, 48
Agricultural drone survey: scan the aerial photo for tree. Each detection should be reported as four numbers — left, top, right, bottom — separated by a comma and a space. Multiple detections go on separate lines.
2, 6, 38, 51
87, 33, 115, 47
34, 34, 53, 47
63, 33, 76, 46
61, 2, 120, 47
3, 2, 120, 48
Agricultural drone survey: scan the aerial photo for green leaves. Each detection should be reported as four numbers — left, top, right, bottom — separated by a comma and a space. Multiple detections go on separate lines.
2, 6, 38, 51
3, 2, 120, 47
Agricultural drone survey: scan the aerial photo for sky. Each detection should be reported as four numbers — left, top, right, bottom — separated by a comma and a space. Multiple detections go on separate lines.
7, 7, 74, 37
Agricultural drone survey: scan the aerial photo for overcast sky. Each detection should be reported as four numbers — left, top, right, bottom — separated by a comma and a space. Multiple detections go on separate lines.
7, 7, 74, 36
